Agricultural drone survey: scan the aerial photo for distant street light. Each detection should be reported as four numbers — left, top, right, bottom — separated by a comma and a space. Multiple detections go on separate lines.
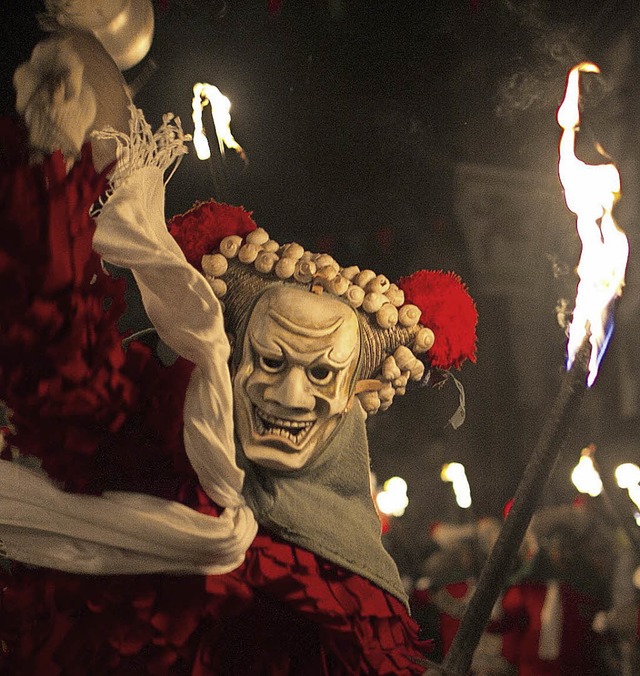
375, 476, 409, 517
441, 462, 472, 509
571, 446, 602, 497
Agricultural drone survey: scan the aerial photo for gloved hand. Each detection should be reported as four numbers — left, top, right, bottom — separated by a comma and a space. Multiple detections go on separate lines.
13, 35, 97, 164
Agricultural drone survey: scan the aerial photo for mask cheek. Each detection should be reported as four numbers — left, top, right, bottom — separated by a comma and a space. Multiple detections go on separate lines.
320, 374, 352, 417
245, 380, 267, 410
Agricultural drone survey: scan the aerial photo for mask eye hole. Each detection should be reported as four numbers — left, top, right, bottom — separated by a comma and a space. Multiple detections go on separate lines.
259, 356, 285, 373
307, 365, 334, 385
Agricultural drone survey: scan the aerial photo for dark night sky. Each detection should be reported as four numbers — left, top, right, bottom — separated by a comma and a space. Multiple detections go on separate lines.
2, 1, 640, 563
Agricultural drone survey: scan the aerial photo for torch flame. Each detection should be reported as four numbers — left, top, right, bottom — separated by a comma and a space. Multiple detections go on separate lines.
191, 83, 247, 163
557, 62, 629, 386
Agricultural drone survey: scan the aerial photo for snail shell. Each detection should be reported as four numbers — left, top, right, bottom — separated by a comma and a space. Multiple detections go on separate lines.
327, 274, 350, 296
398, 303, 422, 327
409, 359, 425, 381
358, 390, 381, 416
354, 269, 376, 288
246, 227, 270, 245
315, 265, 338, 282
219, 235, 243, 258
366, 274, 391, 295
201, 253, 228, 277
376, 303, 399, 328
393, 374, 409, 390
314, 253, 338, 270
362, 292, 386, 314
382, 356, 401, 382
254, 251, 279, 274
385, 284, 405, 307
413, 327, 435, 352
341, 265, 360, 281
275, 256, 296, 279
345, 284, 365, 308
294, 259, 317, 283
208, 278, 228, 298
378, 382, 395, 411
263, 239, 280, 253
238, 242, 260, 264
393, 345, 415, 371
281, 242, 304, 260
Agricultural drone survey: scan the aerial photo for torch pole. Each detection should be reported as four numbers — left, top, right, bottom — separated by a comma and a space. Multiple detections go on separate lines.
424, 339, 592, 676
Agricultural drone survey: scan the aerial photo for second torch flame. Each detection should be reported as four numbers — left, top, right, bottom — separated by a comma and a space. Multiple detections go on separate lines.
557, 62, 629, 386
192, 82, 246, 163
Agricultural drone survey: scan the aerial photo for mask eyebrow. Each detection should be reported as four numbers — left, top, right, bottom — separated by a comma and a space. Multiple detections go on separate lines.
312, 350, 357, 369
249, 335, 283, 358
268, 309, 344, 339
252, 334, 357, 368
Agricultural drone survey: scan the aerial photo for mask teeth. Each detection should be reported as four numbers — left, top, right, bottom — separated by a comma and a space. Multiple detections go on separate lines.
254, 408, 314, 443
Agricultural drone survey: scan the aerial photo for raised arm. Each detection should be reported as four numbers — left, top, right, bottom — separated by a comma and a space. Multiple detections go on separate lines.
0, 27, 257, 574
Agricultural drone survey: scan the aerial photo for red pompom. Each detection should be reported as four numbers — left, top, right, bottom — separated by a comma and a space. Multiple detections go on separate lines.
397, 270, 478, 370
168, 200, 257, 269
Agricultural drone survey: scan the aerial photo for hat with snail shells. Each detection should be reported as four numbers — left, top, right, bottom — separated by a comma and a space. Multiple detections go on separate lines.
169, 200, 478, 417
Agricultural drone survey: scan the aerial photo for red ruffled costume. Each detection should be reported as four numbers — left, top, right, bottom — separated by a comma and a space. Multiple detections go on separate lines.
0, 119, 429, 675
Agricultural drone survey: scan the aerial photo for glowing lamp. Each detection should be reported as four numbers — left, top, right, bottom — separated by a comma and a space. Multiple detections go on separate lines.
615, 463, 640, 489
571, 449, 602, 497
441, 462, 472, 509
615, 463, 640, 524
375, 476, 409, 517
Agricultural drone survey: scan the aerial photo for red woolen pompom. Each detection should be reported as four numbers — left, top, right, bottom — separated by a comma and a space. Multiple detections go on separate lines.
397, 270, 478, 371
168, 200, 257, 269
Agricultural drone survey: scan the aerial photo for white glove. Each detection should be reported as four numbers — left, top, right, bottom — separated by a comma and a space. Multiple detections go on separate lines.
13, 36, 97, 162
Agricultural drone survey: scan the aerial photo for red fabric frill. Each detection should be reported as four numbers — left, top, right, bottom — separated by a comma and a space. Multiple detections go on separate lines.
0, 118, 136, 492
0, 524, 430, 676
0, 119, 197, 495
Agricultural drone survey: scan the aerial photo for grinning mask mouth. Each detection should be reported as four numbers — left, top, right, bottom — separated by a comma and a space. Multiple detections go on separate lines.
253, 407, 315, 445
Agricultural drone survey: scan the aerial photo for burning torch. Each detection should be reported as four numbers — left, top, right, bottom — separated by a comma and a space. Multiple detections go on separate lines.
424, 63, 629, 676
191, 82, 247, 203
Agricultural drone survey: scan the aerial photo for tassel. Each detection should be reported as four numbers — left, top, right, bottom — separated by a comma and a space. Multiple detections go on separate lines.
92, 105, 190, 198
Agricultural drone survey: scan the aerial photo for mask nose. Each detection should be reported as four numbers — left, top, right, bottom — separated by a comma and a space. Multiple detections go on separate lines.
264, 366, 315, 412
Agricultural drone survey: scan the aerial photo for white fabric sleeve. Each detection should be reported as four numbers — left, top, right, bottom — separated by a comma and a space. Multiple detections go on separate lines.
92, 165, 247, 509
0, 461, 255, 575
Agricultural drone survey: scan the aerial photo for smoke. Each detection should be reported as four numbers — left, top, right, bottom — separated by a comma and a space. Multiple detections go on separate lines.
493, 0, 619, 118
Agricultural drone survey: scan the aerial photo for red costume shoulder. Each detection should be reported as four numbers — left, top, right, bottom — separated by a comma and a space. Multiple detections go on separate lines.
0, 123, 194, 494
